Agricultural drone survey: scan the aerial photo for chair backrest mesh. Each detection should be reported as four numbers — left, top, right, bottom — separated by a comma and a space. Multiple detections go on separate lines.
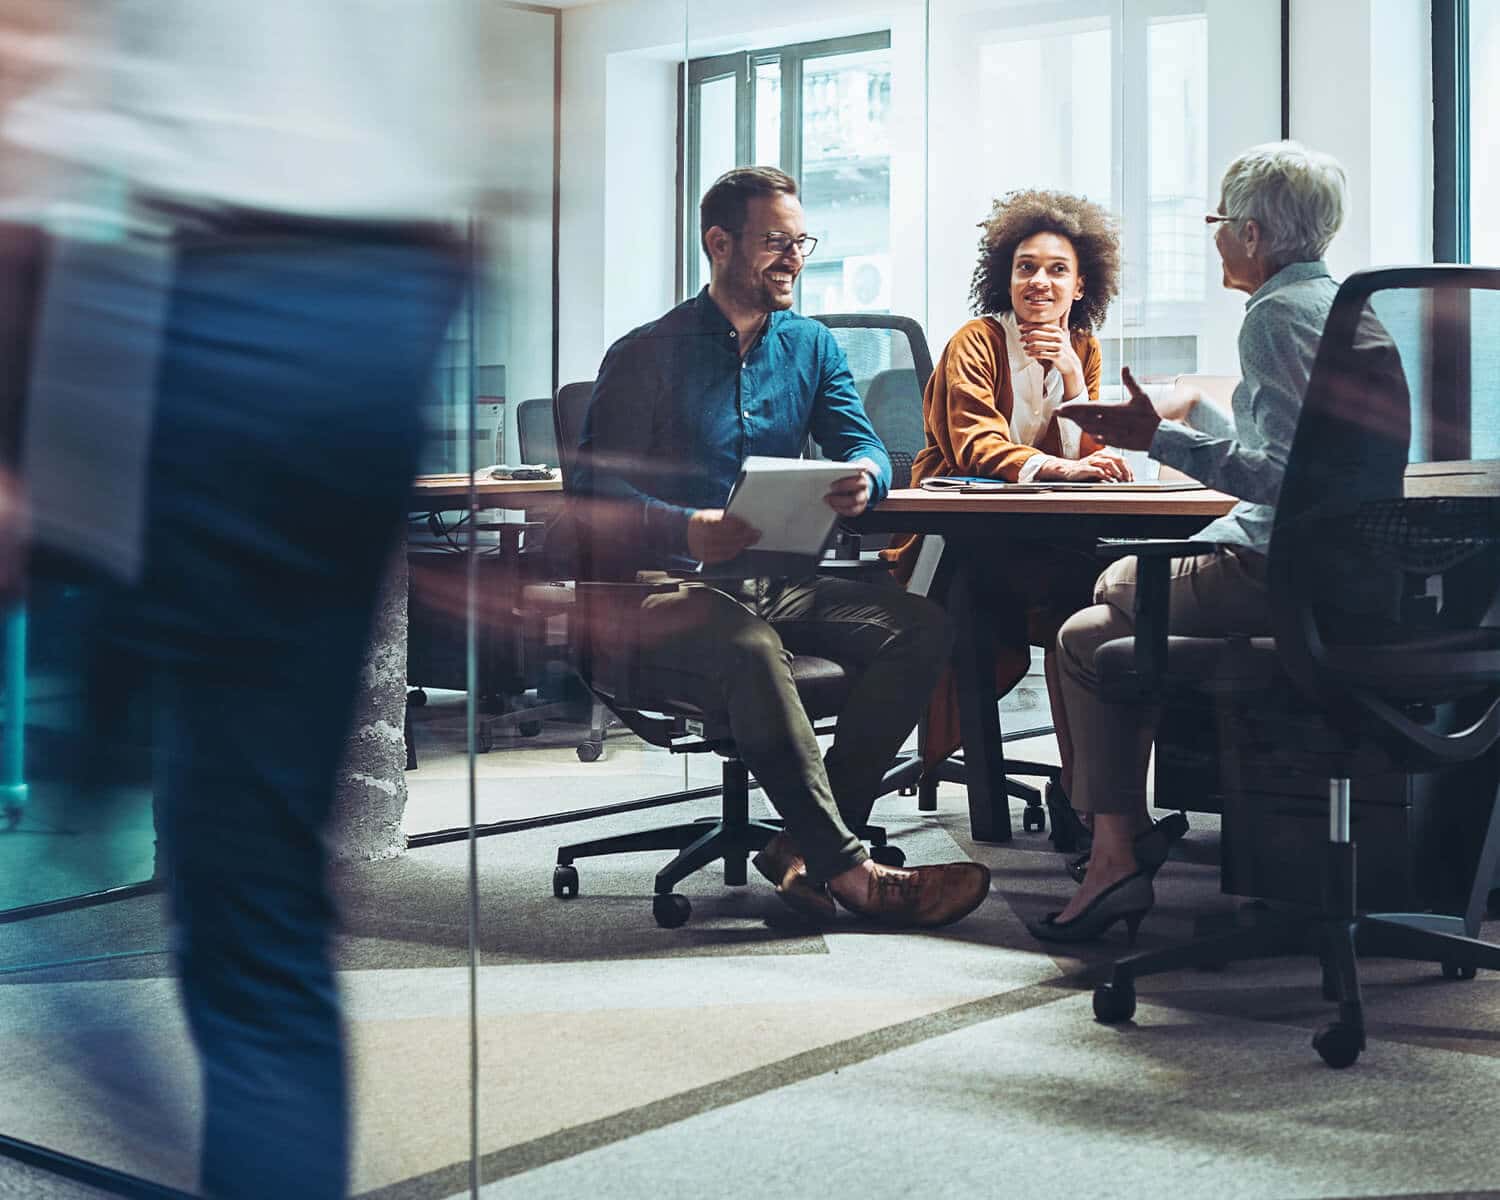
813, 314, 935, 490
515, 396, 559, 468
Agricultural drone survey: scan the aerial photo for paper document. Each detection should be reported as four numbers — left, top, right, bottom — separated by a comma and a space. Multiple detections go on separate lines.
708, 455, 860, 577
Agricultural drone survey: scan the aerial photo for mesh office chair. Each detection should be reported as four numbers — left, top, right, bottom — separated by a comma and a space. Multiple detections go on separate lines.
815, 312, 1063, 831
548, 379, 905, 927
1088, 266, 1500, 1068
515, 395, 560, 468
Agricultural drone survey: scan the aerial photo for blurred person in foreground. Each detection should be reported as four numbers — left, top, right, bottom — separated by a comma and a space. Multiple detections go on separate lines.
1031, 141, 1401, 944
573, 166, 990, 928
0, 3, 487, 1195
882, 190, 1143, 848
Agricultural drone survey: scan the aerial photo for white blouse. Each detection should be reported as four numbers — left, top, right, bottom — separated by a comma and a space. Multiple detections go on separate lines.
989, 312, 1087, 481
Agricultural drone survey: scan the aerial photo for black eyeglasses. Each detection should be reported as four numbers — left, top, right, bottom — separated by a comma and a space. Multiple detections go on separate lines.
736, 230, 819, 258
1204, 212, 1239, 226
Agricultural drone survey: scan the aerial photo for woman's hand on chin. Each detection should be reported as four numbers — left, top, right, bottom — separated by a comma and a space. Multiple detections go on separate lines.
1018, 320, 1085, 395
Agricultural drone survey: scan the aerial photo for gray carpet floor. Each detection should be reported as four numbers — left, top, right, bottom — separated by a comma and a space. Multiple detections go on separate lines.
5, 690, 1500, 1200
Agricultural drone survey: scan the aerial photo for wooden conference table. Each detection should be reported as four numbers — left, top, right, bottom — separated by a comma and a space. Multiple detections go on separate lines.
854, 460, 1500, 844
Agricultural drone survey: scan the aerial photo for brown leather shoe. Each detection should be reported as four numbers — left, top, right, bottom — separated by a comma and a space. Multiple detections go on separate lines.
753, 832, 836, 923
832, 860, 991, 929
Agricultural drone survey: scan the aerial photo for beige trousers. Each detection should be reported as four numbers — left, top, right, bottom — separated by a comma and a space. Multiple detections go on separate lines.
1055, 547, 1269, 815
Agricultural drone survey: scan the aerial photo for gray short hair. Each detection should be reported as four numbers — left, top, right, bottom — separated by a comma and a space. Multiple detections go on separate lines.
1219, 141, 1347, 264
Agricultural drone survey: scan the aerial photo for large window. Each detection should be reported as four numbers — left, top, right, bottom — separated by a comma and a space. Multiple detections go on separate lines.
685, 32, 893, 315
1434, 0, 1499, 458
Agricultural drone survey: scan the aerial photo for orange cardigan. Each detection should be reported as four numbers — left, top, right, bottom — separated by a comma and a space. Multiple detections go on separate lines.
884, 317, 1104, 582
882, 317, 1105, 767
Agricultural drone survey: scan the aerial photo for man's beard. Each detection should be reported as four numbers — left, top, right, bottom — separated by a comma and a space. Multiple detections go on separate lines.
727, 252, 794, 313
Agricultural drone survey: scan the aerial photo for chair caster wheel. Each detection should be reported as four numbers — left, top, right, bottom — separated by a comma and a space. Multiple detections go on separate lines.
1092, 978, 1134, 1026
1312, 1022, 1363, 1068
553, 865, 579, 899
576, 741, 602, 763
653, 893, 691, 928
870, 845, 906, 868
407, 688, 428, 707
1093, 981, 1136, 1024
1441, 960, 1477, 981
1022, 805, 1046, 834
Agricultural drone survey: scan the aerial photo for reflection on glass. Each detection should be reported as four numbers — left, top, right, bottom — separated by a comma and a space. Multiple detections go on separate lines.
0, 580, 156, 914
697, 73, 739, 287
976, 26, 1112, 202
1472, 0, 1500, 267
1130, 13, 1209, 383
1471, 1, 1500, 458
798, 47, 893, 315
755, 59, 782, 166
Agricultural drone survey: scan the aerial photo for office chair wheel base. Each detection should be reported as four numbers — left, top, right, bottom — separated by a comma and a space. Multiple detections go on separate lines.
576, 741, 602, 763
1441, 960, 1478, 981
552, 865, 579, 899
1092, 981, 1136, 1024
1022, 805, 1046, 834
407, 688, 428, 708
870, 845, 906, 868
519, 720, 543, 738
653, 893, 691, 928
1312, 1022, 1362, 1069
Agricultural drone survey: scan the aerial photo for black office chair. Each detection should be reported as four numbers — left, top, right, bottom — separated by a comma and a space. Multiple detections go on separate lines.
547, 377, 906, 927
515, 395, 560, 468
1088, 265, 1500, 1068
815, 312, 1063, 832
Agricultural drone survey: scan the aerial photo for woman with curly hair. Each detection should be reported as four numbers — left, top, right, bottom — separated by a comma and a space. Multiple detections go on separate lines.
884, 190, 1128, 828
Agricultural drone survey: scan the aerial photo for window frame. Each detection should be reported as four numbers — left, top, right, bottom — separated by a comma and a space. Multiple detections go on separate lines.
681, 29, 893, 301
1433, 0, 1471, 264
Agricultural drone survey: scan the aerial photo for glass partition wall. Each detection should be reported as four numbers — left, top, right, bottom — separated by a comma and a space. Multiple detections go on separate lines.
3, 0, 1285, 1195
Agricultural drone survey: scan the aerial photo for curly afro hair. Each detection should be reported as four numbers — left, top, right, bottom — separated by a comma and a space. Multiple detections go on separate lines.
968, 190, 1121, 332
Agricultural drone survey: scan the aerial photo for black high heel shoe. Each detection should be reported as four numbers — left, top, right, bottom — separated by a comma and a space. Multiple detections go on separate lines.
1067, 812, 1188, 883
1025, 869, 1154, 946
1045, 782, 1092, 854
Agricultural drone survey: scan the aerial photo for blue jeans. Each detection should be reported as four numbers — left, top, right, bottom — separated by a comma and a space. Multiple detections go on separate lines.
116, 228, 462, 1198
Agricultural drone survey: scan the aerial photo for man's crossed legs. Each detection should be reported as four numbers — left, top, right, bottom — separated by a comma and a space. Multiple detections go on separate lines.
628, 572, 990, 927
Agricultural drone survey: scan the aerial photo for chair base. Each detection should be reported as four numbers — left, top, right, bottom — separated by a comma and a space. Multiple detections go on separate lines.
918, 752, 1058, 836
1092, 843, 1500, 1068
554, 756, 898, 925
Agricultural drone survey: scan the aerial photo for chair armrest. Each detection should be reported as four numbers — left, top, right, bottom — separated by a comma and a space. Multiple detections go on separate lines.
1096, 538, 1222, 561
570, 579, 683, 709
1097, 541, 1222, 696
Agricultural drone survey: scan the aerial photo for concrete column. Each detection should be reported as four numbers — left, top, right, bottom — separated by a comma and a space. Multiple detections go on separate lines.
329, 546, 409, 862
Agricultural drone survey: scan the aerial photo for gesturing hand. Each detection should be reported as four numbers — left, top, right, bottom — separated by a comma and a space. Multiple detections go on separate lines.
1035, 449, 1133, 483
1056, 366, 1162, 451
825, 457, 877, 518
686, 509, 761, 564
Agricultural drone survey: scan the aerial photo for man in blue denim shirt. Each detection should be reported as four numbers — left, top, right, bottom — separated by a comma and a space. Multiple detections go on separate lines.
572, 167, 991, 928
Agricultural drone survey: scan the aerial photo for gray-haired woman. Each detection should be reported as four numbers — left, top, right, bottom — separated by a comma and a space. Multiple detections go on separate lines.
1029, 140, 1351, 942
